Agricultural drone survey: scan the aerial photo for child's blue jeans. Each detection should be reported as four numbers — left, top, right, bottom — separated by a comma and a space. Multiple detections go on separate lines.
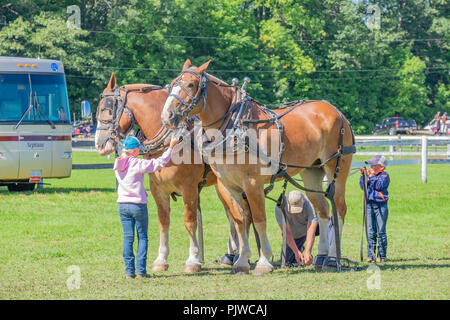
119, 203, 148, 276
366, 201, 389, 259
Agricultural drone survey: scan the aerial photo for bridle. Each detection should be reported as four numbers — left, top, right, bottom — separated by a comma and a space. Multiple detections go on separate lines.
96, 85, 161, 149
167, 69, 210, 120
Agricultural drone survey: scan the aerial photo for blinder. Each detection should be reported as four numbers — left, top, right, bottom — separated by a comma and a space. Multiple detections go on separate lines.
97, 87, 135, 148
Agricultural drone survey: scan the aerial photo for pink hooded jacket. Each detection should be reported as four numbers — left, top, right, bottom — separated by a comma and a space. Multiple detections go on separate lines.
113, 148, 173, 204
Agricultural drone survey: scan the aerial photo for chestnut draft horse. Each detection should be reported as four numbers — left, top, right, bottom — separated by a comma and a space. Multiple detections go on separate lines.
161, 60, 356, 276
95, 74, 238, 273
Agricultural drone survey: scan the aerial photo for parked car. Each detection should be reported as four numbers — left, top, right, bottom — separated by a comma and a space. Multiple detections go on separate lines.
372, 117, 417, 135
72, 121, 96, 137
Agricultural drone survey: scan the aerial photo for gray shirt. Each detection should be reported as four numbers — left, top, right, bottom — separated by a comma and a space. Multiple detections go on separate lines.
275, 196, 318, 239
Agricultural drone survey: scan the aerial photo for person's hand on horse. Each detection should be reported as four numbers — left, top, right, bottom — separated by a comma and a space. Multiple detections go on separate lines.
169, 136, 179, 149
360, 167, 368, 175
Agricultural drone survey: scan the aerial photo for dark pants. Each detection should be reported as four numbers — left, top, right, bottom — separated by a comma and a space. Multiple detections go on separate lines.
285, 236, 307, 265
366, 201, 389, 259
119, 203, 149, 276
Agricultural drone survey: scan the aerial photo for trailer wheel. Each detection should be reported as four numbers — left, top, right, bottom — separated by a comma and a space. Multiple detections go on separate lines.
7, 183, 36, 192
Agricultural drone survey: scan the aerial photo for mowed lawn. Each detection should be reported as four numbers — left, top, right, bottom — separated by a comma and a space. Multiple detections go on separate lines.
0, 152, 449, 299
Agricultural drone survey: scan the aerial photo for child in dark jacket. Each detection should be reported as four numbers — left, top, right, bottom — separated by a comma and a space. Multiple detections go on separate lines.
360, 155, 390, 263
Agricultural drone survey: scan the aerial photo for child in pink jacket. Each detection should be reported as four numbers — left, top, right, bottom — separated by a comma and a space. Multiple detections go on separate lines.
114, 136, 178, 278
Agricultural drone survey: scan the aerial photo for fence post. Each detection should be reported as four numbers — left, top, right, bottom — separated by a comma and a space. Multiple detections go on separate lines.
447, 142, 450, 160
421, 136, 428, 184
389, 145, 394, 160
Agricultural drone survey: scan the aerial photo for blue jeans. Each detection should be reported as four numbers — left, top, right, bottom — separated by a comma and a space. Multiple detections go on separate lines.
119, 203, 148, 275
285, 236, 306, 265
366, 201, 389, 259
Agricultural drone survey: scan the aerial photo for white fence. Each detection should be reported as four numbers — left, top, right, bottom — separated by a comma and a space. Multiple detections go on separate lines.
73, 136, 450, 183
353, 135, 450, 183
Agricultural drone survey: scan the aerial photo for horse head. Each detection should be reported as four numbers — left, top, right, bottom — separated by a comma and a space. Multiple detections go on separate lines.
95, 73, 132, 156
161, 59, 211, 129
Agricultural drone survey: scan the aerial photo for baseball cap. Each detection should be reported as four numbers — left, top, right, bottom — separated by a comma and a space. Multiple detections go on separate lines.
122, 136, 145, 151
287, 190, 305, 214
365, 155, 387, 167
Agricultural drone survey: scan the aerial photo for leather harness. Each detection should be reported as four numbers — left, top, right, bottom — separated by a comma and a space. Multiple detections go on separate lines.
170, 71, 357, 270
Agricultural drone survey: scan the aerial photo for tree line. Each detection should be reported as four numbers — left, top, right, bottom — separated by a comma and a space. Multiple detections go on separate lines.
0, 0, 448, 133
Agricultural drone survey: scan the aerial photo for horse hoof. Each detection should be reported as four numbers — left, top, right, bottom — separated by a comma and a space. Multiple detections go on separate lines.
219, 254, 235, 267
253, 265, 273, 276
322, 256, 339, 272
184, 264, 202, 273
313, 254, 327, 270
151, 264, 169, 272
230, 266, 250, 275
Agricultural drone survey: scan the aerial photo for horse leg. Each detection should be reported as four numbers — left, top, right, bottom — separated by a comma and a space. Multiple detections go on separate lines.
243, 180, 274, 276
150, 182, 171, 271
216, 179, 252, 274
322, 155, 352, 270
182, 188, 202, 273
215, 185, 240, 261
300, 168, 330, 270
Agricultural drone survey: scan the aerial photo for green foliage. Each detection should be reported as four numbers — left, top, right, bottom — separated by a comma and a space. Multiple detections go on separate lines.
0, 0, 448, 130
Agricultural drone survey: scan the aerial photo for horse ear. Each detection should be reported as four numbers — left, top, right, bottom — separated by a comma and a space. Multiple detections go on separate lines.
107, 73, 116, 91
182, 59, 192, 71
197, 60, 211, 74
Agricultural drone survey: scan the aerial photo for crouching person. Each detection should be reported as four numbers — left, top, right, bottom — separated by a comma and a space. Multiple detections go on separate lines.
114, 136, 178, 278
275, 190, 319, 266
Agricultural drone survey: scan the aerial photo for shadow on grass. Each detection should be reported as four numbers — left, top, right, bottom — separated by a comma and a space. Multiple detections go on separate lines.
379, 263, 450, 271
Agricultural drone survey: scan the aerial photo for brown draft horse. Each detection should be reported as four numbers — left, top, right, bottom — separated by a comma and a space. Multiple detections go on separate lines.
95, 73, 238, 273
161, 60, 355, 275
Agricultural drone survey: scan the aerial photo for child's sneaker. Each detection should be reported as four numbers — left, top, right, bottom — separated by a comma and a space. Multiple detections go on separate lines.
366, 257, 375, 263
376, 257, 387, 263
125, 274, 136, 279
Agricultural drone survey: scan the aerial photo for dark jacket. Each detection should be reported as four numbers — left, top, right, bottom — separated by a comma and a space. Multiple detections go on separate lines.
360, 170, 390, 202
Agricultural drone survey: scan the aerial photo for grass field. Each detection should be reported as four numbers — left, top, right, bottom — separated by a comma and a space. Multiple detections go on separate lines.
0, 151, 449, 299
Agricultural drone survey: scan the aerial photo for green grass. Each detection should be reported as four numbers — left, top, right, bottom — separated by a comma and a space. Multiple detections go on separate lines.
0, 152, 449, 299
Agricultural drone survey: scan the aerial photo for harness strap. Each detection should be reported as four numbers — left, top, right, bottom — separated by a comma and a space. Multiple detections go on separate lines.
203, 102, 241, 128
242, 100, 311, 124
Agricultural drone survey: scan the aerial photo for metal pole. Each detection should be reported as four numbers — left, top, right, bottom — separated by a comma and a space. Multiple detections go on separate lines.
421, 136, 428, 184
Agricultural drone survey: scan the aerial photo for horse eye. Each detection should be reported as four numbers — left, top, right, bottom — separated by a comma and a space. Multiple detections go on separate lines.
188, 83, 194, 88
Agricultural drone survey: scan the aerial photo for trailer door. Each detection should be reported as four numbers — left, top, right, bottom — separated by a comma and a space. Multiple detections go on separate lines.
17, 128, 53, 180
0, 130, 20, 180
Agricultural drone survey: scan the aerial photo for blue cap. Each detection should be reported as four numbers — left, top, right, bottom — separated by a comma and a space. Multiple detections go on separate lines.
122, 136, 145, 151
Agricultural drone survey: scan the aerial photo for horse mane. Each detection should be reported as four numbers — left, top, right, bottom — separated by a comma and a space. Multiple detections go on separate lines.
205, 72, 229, 86
123, 84, 156, 90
